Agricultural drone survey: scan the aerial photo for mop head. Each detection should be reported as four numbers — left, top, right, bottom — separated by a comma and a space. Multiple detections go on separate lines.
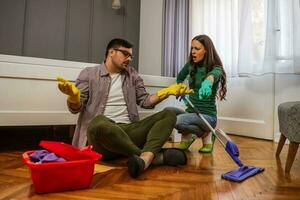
223, 140, 264, 182
222, 165, 264, 182
179, 98, 265, 182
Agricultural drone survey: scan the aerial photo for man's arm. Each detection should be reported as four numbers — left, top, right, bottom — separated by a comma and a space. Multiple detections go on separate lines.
148, 83, 194, 106
148, 93, 162, 106
134, 73, 193, 108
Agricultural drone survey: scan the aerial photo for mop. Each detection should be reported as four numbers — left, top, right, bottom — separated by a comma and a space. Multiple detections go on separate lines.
183, 96, 264, 182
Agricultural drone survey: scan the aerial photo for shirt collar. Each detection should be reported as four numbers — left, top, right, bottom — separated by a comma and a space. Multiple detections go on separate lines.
196, 60, 205, 67
99, 62, 110, 77
100, 62, 130, 76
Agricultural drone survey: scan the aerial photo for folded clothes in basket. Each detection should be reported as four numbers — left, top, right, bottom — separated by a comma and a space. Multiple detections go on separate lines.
29, 149, 66, 163
23, 141, 102, 193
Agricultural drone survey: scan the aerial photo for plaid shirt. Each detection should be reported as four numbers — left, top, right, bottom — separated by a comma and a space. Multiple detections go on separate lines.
69, 63, 154, 147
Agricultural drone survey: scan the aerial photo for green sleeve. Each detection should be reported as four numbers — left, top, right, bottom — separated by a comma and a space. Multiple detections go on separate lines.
176, 63, 190, 83
207, 66, 222, 82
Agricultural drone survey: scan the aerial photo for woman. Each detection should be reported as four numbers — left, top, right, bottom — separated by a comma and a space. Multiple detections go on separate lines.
171, 34, 227, 153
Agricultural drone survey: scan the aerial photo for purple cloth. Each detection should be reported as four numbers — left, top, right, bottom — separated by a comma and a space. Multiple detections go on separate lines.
29, 150, 66, 163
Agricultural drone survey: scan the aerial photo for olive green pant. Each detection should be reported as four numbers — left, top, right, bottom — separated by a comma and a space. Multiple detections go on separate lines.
87, 108, 176, 160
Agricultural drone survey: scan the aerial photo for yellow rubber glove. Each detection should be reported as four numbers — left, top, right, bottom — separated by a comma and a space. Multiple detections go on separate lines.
57, 76, 80, 105
156, 83, 193, 100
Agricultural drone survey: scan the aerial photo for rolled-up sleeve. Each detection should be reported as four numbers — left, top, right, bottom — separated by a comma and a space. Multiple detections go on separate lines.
207, 66, 222, 82
135, 75, 154, 109
177, 63, 190, 83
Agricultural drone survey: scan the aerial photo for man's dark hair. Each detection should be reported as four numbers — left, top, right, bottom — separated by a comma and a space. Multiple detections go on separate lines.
105, 38, 133, 58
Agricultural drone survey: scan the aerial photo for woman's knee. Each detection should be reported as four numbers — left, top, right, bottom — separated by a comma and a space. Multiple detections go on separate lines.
175, 123, 203, 136
175, 123, 187, 133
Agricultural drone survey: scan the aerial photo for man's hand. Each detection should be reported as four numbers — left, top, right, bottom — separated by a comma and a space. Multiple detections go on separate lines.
57, 76, 80, 104
157, 83, 193, 100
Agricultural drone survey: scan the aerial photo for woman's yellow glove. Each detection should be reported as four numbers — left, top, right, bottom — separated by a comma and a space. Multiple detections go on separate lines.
156, 83, 193, 100
57, 76, 80, 105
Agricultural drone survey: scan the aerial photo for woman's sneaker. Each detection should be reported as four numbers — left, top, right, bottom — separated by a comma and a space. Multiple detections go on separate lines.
199, 134, 216, 153
174, 136, 196, 150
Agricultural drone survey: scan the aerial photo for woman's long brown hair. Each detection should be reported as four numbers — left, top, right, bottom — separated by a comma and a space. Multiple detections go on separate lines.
189, 35, 227, 100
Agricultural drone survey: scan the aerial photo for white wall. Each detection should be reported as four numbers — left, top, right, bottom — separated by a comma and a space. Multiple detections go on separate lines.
138, 0, 163, 76
216, 75, 275, 140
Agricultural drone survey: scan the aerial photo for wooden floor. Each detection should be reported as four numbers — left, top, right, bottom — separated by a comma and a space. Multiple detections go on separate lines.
1, 135, 300, 200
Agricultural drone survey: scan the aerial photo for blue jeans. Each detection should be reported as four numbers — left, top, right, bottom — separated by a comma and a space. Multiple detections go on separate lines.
166, 107, 217, 137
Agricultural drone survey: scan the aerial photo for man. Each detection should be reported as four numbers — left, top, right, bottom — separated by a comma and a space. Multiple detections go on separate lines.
57, 38, 192, 178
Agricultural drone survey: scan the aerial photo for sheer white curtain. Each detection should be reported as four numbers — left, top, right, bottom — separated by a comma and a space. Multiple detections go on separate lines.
190, 0, 239, 76
275, 0, 300, 73
190, 0, 300, 76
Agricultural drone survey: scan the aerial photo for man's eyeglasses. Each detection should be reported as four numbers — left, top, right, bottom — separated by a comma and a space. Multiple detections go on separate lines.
114, 48, 133, 59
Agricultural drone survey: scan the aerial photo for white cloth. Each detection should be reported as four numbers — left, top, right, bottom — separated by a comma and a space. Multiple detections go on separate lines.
103, 73, 130, 123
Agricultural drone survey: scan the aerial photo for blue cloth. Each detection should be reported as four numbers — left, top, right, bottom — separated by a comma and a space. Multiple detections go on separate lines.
166, 106, 217, 137
29, 150, 66, 163
222, 165, 264, 182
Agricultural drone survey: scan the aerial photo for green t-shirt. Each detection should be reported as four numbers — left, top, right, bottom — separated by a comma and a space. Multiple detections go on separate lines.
176, 62, 222, 117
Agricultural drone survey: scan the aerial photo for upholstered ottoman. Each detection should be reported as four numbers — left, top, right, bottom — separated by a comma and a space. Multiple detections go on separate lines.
276, 101, 300, 173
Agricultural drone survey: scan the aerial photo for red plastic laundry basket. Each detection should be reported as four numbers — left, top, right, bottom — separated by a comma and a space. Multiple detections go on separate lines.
22, 141, 102, 193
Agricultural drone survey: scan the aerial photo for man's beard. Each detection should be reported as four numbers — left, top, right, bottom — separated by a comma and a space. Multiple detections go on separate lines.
118, 61, 129, 70
112, 60, 129, 71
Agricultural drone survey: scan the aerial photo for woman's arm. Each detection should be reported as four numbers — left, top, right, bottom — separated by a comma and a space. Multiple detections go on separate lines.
177, 63, 190, 83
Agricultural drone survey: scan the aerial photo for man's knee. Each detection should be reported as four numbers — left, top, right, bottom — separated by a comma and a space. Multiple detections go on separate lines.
87, 115, 111, 137
164, 106, 176, 113
162, 107, 176, 121
164, 107, 183, 116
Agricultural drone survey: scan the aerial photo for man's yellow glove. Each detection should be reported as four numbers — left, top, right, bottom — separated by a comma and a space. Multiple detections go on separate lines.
156, 83, 193, 100
57, 76, 80, 105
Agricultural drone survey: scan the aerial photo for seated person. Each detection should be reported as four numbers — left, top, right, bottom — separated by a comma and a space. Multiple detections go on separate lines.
57, 38, 193, 178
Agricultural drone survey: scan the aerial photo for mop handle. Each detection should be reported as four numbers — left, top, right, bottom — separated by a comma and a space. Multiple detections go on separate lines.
183, 96, 226, 148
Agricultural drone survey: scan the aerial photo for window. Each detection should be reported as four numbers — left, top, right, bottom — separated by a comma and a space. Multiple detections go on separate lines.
190, 0, 300, 75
